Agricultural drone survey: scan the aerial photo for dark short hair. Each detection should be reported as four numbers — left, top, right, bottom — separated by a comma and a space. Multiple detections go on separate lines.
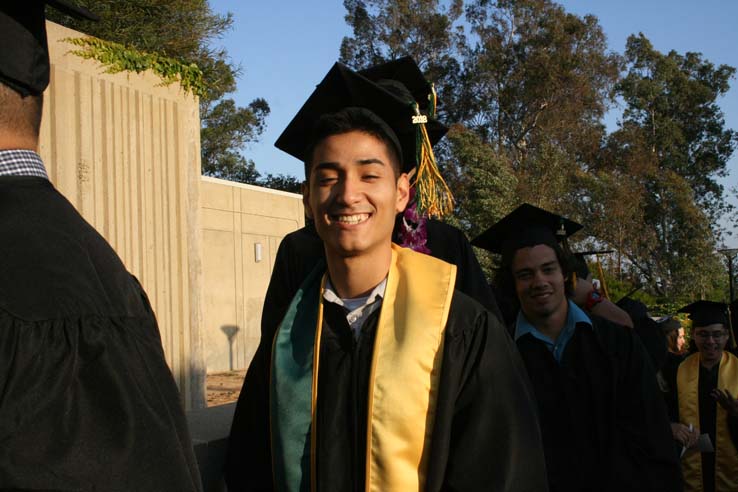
494, 242, 576, 314
0, 81, 44, 136
303, 108, 402, 178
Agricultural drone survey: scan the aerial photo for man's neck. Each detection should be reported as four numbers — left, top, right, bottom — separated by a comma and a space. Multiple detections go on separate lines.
525, 301, 569, 342
324, 245, 392, 299
700, 354, 722, 370
0, 130, 38, 152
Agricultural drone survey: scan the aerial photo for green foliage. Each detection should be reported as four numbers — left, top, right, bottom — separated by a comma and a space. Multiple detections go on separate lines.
65, 37, 206, 96
617, 34, 737, 221
340, 0, 736, 305
258, 174, 303, 194
590, 34, 737, 298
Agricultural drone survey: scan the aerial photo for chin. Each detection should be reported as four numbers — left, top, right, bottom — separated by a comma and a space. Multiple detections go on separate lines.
325, 239, 370, 258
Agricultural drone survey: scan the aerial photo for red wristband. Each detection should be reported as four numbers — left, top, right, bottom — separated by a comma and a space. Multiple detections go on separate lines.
584, 290, 603, 311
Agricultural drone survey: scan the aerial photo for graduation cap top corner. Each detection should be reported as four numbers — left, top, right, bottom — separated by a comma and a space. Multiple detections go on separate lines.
0, 1, 99, 97
678, 300, 730, 329
471, 203, 583, 257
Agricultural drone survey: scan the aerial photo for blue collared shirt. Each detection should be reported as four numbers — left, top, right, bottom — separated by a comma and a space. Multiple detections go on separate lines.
0, 149, 48, 179
514, 300, 593, 363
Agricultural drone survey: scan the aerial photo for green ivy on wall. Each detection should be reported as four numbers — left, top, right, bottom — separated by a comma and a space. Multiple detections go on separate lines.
65, 37, 206, 97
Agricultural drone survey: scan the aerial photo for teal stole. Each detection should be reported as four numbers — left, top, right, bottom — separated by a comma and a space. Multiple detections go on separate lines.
269, 261, 325, 492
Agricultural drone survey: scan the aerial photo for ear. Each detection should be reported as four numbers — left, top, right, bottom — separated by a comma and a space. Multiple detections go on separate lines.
302, 180, 314, 219
395, 173, 410, 213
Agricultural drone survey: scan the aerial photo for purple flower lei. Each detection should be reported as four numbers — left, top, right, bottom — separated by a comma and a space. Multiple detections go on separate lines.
397, 189, 431, 254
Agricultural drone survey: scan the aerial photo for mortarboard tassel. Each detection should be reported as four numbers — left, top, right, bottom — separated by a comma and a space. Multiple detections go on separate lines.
411, 84, 454, 218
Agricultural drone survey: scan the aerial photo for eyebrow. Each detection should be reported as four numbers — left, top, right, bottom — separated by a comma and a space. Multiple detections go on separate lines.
313, 158, 387, 171
357, 158, 386, 166
513, 260, 557, 275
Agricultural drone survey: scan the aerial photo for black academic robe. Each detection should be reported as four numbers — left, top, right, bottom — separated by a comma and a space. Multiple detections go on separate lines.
667, 360, 738, 492
256, 220, 501, 345
515, 315, 683, 492
226, 290, 548, 491
0, 177, 202, 491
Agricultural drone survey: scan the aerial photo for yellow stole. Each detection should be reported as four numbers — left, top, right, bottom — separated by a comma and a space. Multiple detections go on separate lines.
677, 351, 738, 492
310, 244, 456, 491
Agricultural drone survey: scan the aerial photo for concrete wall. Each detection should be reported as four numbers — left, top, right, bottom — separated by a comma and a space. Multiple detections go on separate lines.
40, 22, 205, 408
200, 177, 305, 373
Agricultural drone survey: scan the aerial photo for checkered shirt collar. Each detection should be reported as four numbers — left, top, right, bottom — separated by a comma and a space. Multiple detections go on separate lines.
0, 150, 48, 179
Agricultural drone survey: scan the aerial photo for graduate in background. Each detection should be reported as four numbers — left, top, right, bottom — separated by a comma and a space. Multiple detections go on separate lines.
0, 2, 201, 490
225, 58, 546, 492
670, 301, 738, 492
473, 203, 683, 492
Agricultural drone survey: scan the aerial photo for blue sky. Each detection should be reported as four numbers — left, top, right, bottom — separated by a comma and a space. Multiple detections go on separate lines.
209, 0, 738, 246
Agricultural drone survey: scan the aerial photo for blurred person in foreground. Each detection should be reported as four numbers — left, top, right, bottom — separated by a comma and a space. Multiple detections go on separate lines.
0, 2, 201, 490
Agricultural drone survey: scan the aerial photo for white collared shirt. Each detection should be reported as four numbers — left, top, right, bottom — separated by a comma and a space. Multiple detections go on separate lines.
323, 277, 387, 340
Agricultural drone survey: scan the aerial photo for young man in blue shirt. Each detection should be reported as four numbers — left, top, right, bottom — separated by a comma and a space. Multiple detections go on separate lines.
474, 203, 683, 492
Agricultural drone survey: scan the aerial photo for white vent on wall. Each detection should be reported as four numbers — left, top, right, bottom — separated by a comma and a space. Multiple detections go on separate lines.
254, 242, 263, 263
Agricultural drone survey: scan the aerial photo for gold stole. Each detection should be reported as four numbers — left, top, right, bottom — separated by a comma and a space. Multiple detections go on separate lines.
311, 244, 456, 491
677, 351, 738, 492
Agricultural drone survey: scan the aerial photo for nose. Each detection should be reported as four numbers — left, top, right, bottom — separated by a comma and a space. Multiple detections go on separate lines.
334, 173, 362, 206
531, 269, 547, 287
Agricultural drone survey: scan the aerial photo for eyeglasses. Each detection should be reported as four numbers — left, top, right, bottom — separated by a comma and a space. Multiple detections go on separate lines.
693, 331, 728, 340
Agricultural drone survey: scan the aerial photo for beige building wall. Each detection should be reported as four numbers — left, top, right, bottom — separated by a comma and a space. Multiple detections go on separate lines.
200, 176, 305, 373
40, 22, 205, 409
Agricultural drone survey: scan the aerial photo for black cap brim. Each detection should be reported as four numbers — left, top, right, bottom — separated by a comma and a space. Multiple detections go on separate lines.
0, 1, 98, 96
471, 203, 583, 256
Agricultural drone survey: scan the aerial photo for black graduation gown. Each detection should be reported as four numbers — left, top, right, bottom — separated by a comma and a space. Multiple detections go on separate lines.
0, 177, 202, 491
225, 290, 548, 491
666, 360, 738, 492
515, 315, 683, 492
256, 220, 501, 344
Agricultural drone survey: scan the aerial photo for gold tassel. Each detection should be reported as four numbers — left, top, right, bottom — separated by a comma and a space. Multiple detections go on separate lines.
411, 84, 454, 218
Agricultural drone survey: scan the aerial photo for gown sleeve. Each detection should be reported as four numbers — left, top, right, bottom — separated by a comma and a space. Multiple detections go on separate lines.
612, 326, 684, 491
225, 338, 275, 492
426, 292, 548, 492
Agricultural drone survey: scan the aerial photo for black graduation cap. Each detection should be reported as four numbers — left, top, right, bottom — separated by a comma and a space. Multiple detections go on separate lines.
571, 249, 614, 280
275, 57, 454, 217
658, 316, 682, 333
276, 57, 447, 172
678, 300, 730, 328
471, 203, 583, 258
0, 1, 98, 97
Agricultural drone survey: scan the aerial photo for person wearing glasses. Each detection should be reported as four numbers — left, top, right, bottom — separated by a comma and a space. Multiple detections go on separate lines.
670, 301, 738, 492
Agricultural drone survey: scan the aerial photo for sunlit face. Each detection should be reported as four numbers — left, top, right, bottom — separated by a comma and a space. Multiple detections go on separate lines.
676, 327, 686, 352
693, 323, 729, 365
511, 244, 568, 322
303, 131, 409, 259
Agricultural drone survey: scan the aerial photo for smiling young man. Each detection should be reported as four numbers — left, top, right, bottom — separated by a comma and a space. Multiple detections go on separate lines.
670, 301, 738, 492
244, 59, 502, 358
473, 203, 683, 492
225, 62, 547, 492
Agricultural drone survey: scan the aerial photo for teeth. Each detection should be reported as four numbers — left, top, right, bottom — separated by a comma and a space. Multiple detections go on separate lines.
334, 214, 369, 224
